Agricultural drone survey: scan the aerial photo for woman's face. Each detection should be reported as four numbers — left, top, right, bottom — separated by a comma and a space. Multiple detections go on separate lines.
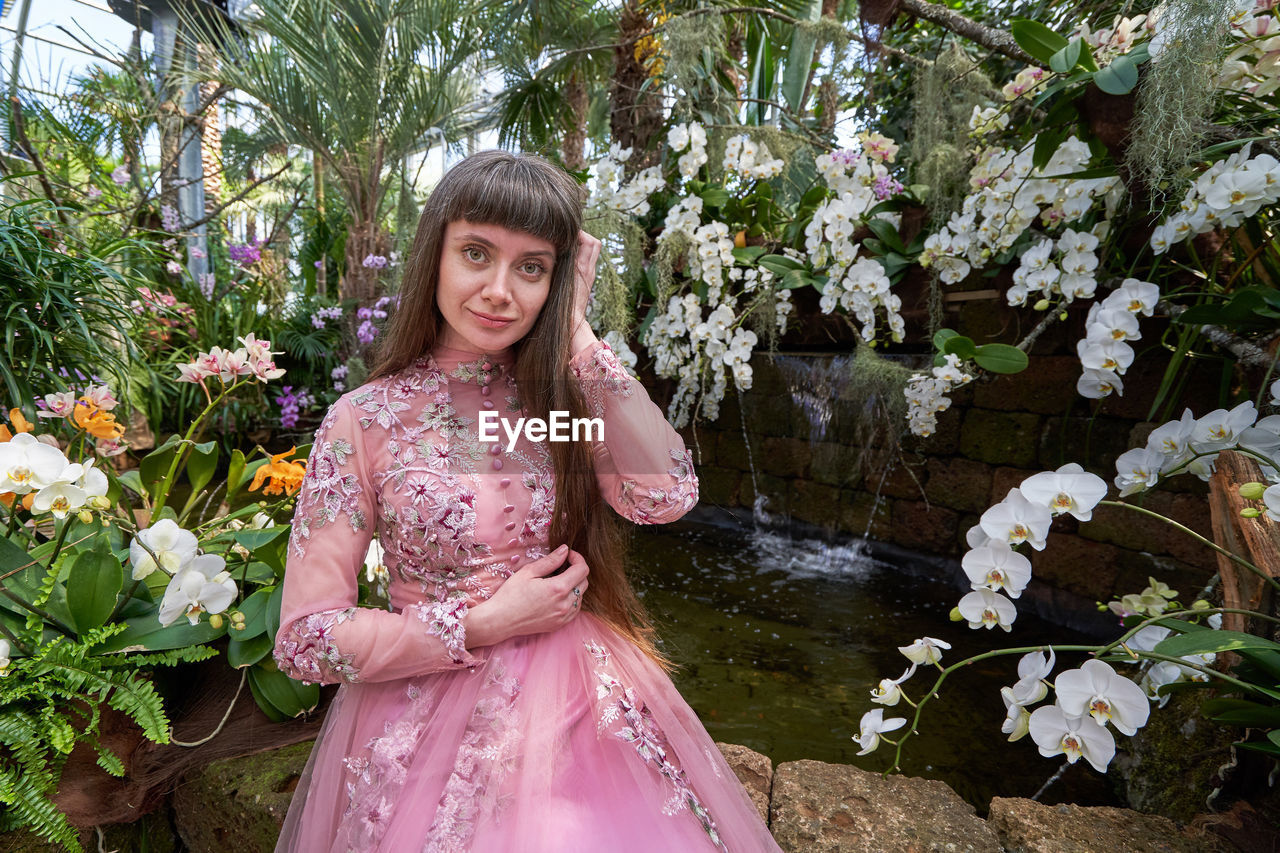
435, 219, 556, 353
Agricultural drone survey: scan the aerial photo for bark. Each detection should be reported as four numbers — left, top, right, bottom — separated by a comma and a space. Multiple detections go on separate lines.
1207, 450, 1280, 638
198, 45, 223, 218
562, 72, 588, 171
337, 146, 390, 310
898, 0, 1037, 66
609, 0, 664, 168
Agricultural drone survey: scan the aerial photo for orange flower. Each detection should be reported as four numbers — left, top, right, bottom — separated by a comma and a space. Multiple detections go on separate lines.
1, 408, 34, 443
72, 399, 125, 441
249, 447, 307, 497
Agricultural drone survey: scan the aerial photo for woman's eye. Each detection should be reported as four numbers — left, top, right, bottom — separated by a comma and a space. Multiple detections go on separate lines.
521, 262, 546, 277
464, 246, 486, 262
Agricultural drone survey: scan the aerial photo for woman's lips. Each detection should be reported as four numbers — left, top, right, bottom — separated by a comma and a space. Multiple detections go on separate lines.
469, 309, 515, 328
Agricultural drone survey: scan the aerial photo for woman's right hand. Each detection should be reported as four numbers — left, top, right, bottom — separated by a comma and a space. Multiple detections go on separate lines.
463, 544, 590, 648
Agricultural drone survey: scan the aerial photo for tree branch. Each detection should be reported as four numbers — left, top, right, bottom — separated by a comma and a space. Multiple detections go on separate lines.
1161, 301, 1279, 369
8, 98, 69, 228
898, 0, 1038, 67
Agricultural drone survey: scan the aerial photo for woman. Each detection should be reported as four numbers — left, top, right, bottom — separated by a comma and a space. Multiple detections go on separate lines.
273, 150, 782, 852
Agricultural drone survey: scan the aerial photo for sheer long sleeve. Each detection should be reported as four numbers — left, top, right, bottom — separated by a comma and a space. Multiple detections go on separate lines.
273, 398, 483, 686
570, 340, 699, 525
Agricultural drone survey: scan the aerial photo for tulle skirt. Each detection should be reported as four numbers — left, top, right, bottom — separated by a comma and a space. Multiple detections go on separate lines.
275, 613, 782, 852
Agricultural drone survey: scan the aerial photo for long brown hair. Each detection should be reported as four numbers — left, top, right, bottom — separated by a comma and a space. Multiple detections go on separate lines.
370, 151, 667, 667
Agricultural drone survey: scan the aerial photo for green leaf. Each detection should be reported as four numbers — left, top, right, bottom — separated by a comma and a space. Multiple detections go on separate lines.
225, 448, 248, 502
1010, 19, 1068, 66
1154, 629, 1280, 658
116, 469, 144, 496
1238, 739, 1280, 757
780, 0, 822, 112
227, 632, 273, 668
732, 246, 766, 263
1093, 54, 1139, 95
265, 581, 285, 643
1050, 39, 1082, 73
138, 434, 181, 500
942, 335, 978, 360
236, 586, 275, 638
973, 344, 1030, 374
1033, 125, 1071, 171
226, 527, 291, 576
757, 254, 804, 275
248, 660, 319, 719
932, 328, 961, 350
865, 218, 906, 254
185, 440, 219, 496
66, 537, 123, 634
94, 615, 226, 654
1211, 706, 1280, 728
698, 187, 730, 208
780, 269, 811, 290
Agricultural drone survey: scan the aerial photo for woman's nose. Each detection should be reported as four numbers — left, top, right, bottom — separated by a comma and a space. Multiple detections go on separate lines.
479, 266, 515, 304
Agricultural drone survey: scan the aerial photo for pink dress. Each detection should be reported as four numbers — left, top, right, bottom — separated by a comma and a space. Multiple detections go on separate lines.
273, 340, 782, 852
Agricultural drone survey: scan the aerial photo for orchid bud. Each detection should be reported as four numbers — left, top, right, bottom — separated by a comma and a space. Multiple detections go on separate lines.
949, 606, 964, 622
77, 510, 94, 525
1190, 599, 1211, 611
1238, 482, 1267, 500
1058, 311, 1068, 321
1240, 507, 1262, 518
90, 496, 112, 510
209, 613, 224, 630
1032, 299, 1050, 311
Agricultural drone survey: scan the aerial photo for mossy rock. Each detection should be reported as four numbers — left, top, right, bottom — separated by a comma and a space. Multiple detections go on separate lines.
0, 812, 178, 853
1114, 690, 1236, 822
172, 740, 314, 852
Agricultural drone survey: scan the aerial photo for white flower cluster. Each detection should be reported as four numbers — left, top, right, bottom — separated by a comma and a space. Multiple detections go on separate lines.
688, 222, 736, 304
1149, 145, 1280, 254
1221, 1, 1280, 97
920, 136, 1121, 285
130, 518, 238, 627
602, 330, 639, 375
904, 353, 972, 437
591, 143, 664, 216
0, 432, 109, 519
661, 195, 704, 241
1115, 400, 1279, 494
1074, 278, 1160, 399
723, 135, 784, 181
1008, 227, 1104, 307
668, 122, 709, 181
804, 147, 907, 342
968, 105, 1009, 137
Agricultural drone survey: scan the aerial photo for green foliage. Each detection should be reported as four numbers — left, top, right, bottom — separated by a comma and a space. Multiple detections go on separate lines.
0, 186, 146, 408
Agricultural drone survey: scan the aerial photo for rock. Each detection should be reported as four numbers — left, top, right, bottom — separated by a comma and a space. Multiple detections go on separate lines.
987, 797, 1239, 853
769, 759, 1001, 852
715, 742, 772, 825
172, 740, 314, 853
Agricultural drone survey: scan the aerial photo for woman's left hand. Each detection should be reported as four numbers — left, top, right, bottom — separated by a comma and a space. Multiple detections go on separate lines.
571, 230, 602, 349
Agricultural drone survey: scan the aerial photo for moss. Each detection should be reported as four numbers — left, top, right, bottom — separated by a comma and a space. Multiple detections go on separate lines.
172, 740, 315, 852
1126, 0, 1232, 205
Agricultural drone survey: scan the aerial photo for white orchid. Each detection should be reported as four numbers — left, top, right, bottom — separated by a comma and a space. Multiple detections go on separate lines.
1101, 278, 1160, 316
1191, 401, 1257, 452
0, 638, 10, 676
31, 475, 87, 518
1114, 447, 1165, 496
1145, 409, 1196, 472
1019, 463, 1108, 521
158, 554, 237, 626
898, 636, 951, 666
0, 433, 70, 495
364, 538, 391, 599
958, 588, 1018, 631
1077, 367, 1124, 399
979, 488, 1052, 550
129, 518, 199, 580
1265, 484, 1280, 522
962, 540, 1033, 598
854, 708, 907, 755
1054, 659, 1151, 735
1076, 338, 1134, 375
1028, 705, 1116, 772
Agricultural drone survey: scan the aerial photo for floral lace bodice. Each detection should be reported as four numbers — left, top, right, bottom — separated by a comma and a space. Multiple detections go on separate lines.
274, 340, 699, 685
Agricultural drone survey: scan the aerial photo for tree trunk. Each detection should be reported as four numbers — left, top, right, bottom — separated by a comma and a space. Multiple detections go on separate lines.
198, 46, 223, 218
1207, 450, 1280, 638
562, 72, 588, 171
609, 1, 664, 168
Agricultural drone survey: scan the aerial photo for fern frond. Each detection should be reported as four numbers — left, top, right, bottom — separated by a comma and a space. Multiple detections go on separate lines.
0, 765, 83, 853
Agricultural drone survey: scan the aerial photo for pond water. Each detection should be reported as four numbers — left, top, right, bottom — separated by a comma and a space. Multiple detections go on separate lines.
628, 517, 1122, 812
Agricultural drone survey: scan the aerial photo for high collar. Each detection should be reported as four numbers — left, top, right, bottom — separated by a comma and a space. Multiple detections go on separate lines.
428, 343, 516, 386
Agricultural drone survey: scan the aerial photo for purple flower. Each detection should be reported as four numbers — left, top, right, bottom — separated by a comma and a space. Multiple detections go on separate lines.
356, 307, 373, 321
110, 164, 129, 186
314, 259, 324, 268
86, 185, 102, 200
166, 261, 183, 276
190, 246, 207, 259
362, 254, 389, 269
274, 385, 317, 429
229, 242, 263, 267
331, 365, 349, 380
198, 273, 216, 300
357, 320, 378, 344
873, 176, 904, 200
161, 204, 181, 232
374, 296, 394, 311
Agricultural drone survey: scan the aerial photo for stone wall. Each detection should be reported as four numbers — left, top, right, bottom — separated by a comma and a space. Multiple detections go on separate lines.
677, 347, 1225, 633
